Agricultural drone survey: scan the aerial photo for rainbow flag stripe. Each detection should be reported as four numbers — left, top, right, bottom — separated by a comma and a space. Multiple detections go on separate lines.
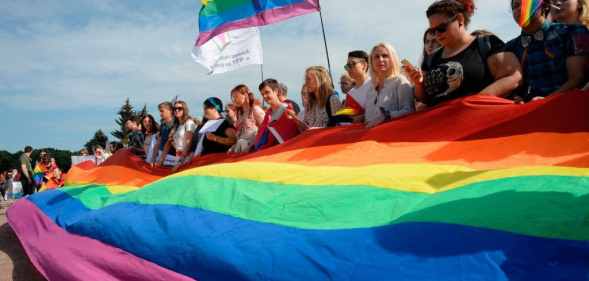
519, 0, 543, 27
196, 0, 320, 47
8, 92, 589, 281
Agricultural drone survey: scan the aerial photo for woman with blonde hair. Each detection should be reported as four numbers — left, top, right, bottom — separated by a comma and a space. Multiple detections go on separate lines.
364, 42, 415, 128
550, 0, 589, 26
550, 0, 589, 91
302, 66, 342, 128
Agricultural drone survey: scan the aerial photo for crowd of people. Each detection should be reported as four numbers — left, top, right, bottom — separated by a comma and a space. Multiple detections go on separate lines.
110, 0, 589, 171
0, 146, 67, 199
11, 0, 589, 179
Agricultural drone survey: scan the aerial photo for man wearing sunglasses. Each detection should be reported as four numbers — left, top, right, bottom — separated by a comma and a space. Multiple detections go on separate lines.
337, 50, 371, 124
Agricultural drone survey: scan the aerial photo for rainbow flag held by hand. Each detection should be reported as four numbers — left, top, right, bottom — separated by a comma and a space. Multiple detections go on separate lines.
7, 91, 589, 280
196, 0, 320, 47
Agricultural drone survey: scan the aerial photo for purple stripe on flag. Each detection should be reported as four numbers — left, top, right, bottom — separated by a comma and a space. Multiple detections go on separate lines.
7, 199, 195, 281
196, 0, 319, 47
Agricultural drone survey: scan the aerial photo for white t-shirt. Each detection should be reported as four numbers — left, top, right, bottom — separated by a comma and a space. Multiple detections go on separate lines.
347, 79, 371, 110
173, 119, 197, 153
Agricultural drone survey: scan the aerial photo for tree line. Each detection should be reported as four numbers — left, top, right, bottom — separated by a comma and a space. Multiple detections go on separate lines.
1, 98, 146, 173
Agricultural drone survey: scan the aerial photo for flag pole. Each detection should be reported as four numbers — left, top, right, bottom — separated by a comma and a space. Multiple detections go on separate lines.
317, 0, 333, 83
260, 64, 265, 81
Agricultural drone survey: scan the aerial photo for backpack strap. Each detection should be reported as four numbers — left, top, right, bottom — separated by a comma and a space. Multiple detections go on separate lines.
477, 35, 494, 84
325, 93, 336, 117
477, 35, 493, 61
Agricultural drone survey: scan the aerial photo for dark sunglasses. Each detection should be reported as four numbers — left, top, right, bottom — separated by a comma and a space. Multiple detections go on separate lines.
174, 107, 184, 112
427, 15, 458, 35
344, 60, 364, 71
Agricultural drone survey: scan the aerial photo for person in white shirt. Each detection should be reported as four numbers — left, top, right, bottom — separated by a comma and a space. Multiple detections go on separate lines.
343, 50, 371, 124
165, 101, 197, 170
364, 42, 415, 128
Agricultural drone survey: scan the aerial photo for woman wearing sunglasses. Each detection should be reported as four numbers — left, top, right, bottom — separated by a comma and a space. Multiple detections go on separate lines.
168, 100, 198, 170
404, 0, 522, 107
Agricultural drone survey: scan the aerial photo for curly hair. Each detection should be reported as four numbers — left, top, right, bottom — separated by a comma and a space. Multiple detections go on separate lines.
427, 0, 476, 27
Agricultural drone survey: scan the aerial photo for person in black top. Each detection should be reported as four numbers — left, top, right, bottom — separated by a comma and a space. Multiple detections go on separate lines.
404, 0, 522, 107
192, 97, 237, 157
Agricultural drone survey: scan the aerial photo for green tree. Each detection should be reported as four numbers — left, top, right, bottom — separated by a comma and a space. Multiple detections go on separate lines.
85, 130, 109, 154
0, 148, 74, 173
111, 98, 135, 144
0, 150, 18, 172
137, 104, 148, 121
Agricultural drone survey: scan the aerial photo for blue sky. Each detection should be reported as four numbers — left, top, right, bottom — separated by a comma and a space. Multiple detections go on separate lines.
0, 0, 521, 152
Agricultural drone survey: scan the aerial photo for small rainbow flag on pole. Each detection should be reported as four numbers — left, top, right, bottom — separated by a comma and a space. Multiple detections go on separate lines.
518, 0, 543, 27
196, 0, 320, 47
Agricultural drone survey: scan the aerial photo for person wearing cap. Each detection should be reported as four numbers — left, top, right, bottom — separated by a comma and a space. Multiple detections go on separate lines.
192, 97, 236, 157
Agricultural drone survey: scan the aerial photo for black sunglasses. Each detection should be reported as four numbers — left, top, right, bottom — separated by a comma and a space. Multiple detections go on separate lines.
344, 60, 366, 71
427, 15, 458, 35
174, 107, 184, 112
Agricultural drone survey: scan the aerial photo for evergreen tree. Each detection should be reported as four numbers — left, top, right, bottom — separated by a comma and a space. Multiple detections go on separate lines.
85, 130, 109, 154
137, 104, 148, 121
111, 98, 135, 144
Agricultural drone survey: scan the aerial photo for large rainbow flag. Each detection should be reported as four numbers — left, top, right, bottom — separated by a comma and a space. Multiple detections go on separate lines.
196, 0, 320, 47
7, 92, 589, 280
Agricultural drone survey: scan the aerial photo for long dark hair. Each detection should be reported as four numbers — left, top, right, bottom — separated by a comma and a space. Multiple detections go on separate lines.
141, 114, 160, 135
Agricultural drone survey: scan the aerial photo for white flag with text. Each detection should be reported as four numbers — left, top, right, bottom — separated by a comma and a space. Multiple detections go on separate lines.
192, 27, 263, 75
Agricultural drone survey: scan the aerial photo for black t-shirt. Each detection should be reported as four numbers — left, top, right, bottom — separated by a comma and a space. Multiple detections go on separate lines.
422, 35, 505, 106
199, 119, 234, 156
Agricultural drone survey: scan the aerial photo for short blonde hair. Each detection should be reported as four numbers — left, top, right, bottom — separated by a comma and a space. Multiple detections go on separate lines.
369, 42, 401, 81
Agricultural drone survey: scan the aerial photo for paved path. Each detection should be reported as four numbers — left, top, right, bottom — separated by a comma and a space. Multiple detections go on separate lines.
0, 200, 46, 281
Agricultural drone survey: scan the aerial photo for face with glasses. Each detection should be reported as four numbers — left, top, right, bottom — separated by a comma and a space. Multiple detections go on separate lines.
173, 103, 185, 119
427, 14, 460, 47
345, 58, 368, 80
